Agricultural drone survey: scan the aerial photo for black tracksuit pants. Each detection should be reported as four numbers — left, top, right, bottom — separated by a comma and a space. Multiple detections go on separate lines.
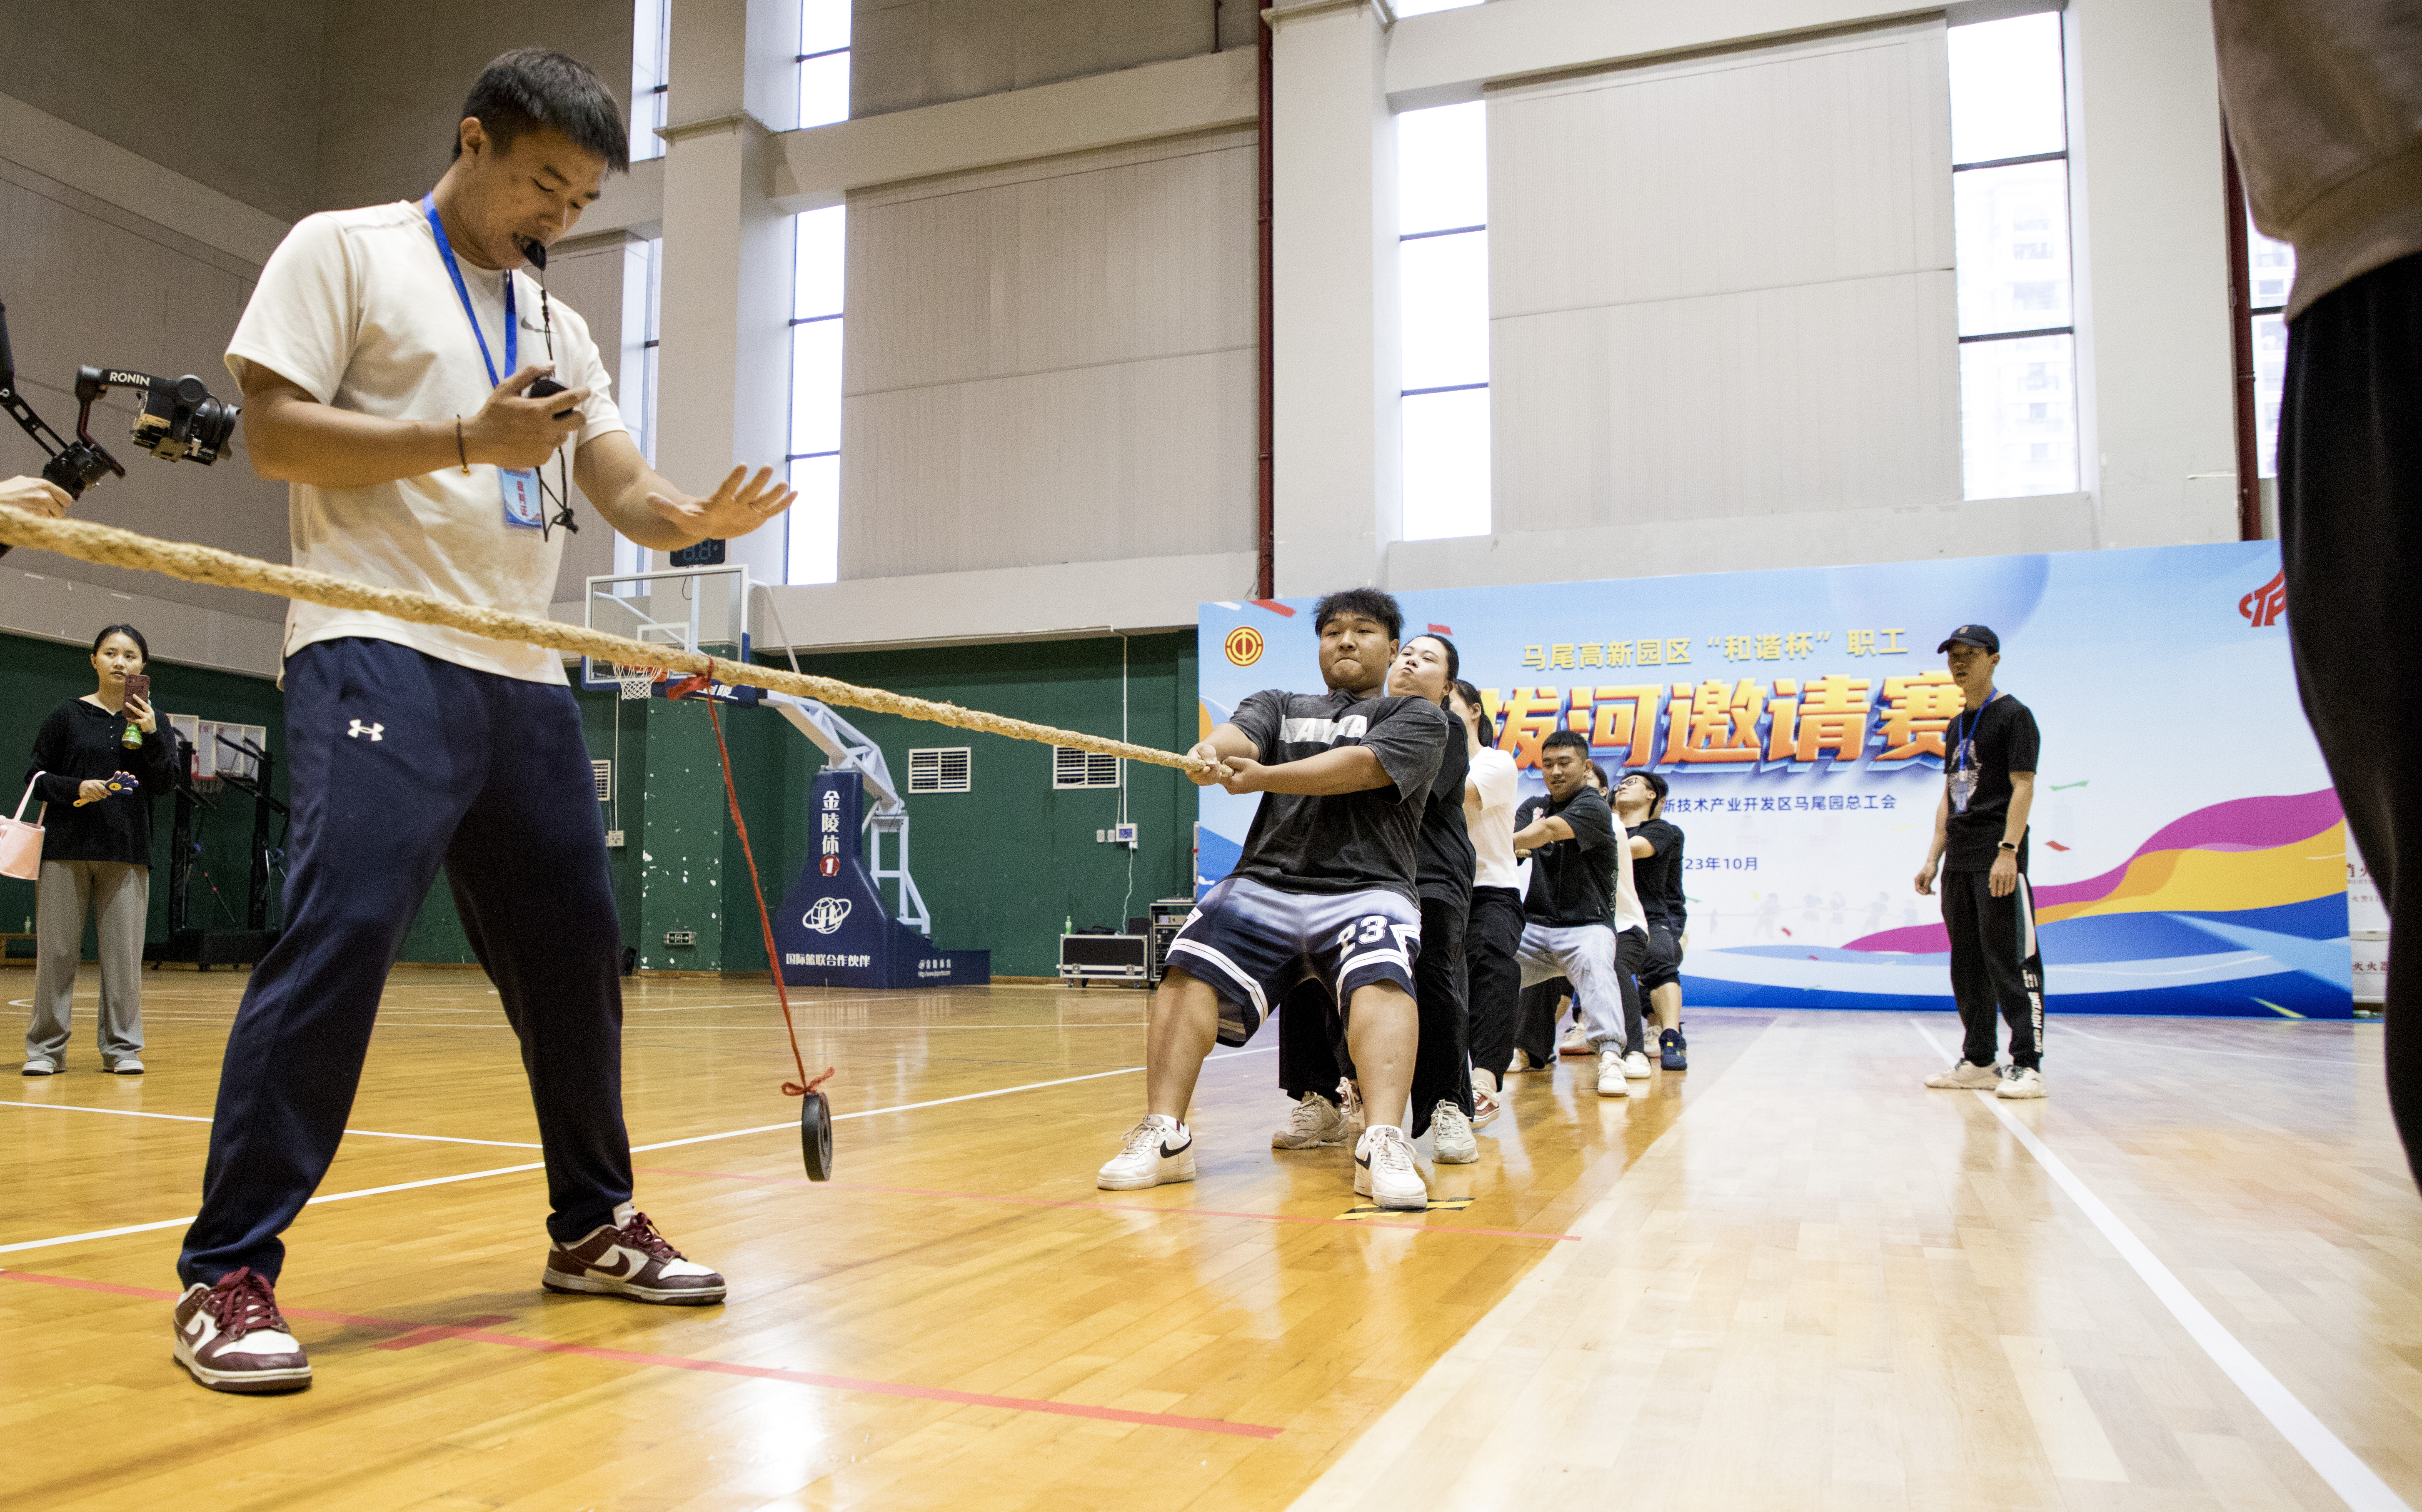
1278, 891, 1472, 1138
2280, 248, 2422, 1187
1463, 885, 1524, 1081
1941, 869, 2044, 1071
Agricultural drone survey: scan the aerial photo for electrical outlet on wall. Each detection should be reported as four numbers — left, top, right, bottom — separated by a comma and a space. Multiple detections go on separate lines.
604, 828, 625, 848
664, 930, 696, 948
1114, 823, 1139, 848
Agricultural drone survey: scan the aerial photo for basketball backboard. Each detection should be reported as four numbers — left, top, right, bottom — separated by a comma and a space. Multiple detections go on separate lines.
581, 564, 753, 695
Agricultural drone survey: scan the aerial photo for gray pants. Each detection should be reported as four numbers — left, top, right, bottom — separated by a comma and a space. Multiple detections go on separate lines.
29, 859, 147, 1065
1515, 921, 1626, 1050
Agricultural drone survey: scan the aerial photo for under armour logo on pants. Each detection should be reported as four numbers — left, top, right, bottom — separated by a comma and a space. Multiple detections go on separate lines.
347, 720, 384, 741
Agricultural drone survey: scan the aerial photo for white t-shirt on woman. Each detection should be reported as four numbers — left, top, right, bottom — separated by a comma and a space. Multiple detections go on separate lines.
1467, 746, 1523, 891
226, 200, 625, 684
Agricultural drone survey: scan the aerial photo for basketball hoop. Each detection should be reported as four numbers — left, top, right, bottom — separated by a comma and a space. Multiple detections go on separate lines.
194, 777, 224, 797
612, 663, 661, 701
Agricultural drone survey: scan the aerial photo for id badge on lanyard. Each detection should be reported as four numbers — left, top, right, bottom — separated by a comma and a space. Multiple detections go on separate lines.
1948, 692, 1995, 816
425, 195, 546, 531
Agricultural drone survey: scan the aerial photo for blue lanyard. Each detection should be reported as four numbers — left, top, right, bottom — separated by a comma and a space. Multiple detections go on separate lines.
422, 194, 513, 389
1953, 689, 1998, 766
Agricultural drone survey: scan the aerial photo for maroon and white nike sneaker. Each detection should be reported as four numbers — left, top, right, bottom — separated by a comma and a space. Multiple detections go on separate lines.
172, 1267, 312, 1393
542, 1206, 727, 1305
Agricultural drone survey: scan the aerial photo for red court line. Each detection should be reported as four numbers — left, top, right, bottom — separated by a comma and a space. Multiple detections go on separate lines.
635, 1166, 1580, 1242
0, 1270, 1282, 1439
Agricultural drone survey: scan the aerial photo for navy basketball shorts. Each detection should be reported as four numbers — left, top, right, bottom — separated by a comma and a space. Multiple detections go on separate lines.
1166, 875, 1423, 1047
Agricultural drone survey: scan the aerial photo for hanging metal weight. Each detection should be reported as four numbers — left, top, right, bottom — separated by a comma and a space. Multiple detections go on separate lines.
800, 1089, 833, 1180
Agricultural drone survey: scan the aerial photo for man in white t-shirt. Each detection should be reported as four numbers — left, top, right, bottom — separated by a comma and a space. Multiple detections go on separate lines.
168, 50, 794, 1396
1457, 682, 1525, 1108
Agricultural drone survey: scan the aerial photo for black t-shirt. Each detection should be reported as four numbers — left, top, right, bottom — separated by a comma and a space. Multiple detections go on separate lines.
1630, 816, 1685, 929
1414, 721, 1474, 906
1519, 786, 1616, 928
1943, 691, 2040, 873
25, 699, 182, 866
1228, 687, 1451, 902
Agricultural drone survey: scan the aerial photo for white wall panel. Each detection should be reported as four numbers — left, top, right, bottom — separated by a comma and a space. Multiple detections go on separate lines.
843, 128, 1258, 578
1488, 22, 1960, 536
1494, 269, 1959, 524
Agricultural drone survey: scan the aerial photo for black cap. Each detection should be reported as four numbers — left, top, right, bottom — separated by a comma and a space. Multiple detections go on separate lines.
1937, 624, 2000, 654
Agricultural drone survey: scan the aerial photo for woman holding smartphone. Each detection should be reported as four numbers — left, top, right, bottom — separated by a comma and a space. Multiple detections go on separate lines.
21, 624, 180, 1075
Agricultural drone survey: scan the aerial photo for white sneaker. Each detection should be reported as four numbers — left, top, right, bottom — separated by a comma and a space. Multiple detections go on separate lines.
1431, 1101, 1478, 1164
1469, 1086, 1500, 1128
1595, 1048, 1630, 1098
1558, 1028, 1592, 1058
1354, 1125, 1428, 1210
1335, 1078, 1366, 1139
105, 1057, 145, 1075
1623, 1051, 1653, 1079
1098, 1115, 1197, 1190
1925, 1060, 2002, 1090
1996, 1066, 2047, 1099
20, 1058, 58, 1077
1505, 1050, 1551, 1074
1272, 1091, 1352, 1149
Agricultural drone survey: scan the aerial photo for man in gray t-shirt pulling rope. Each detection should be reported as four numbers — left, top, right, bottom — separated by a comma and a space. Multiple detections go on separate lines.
1095, 589, 1451, 1211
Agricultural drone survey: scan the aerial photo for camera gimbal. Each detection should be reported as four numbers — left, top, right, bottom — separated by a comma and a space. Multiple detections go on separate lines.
0, 298, 239, 557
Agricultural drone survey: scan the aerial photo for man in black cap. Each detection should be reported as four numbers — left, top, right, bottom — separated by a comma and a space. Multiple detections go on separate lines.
1913, 626, 2046, 1098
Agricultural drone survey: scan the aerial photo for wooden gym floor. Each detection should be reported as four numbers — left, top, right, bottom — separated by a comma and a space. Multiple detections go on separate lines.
2, 966, 2418, 1511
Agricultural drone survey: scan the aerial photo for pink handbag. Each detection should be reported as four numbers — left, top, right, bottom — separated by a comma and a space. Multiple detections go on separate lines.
1, 774, 45, 882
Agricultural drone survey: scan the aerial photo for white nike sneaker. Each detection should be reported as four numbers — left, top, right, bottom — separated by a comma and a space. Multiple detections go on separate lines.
1623, 1051, 1652, 1079
1431, 1101, 1478, 1164
1925, 1060, 2002, 1090
1098, 1115, 1197, 1190
1596, 1048, 1630, 1098
1273, 1091, 1352, 1149
1354, 1125, 1428, 1210
1996, 1065, 2047, 1099
172, 1268, 311, 1393
21, 1057, 58, 1077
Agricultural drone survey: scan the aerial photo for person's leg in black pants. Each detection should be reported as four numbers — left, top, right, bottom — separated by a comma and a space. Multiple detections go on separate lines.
2280, 250, 2422, 1187
1614, 926, 1650, 1057
180, 640, 483, 1285
1942, 871, 2043, 1072
1512, 979, 1566, 1068
442, 671, 634, 1245
1277, 977, 1341, 1103
1463, 887, 1524, 1085
1405, 893, 1471, 1138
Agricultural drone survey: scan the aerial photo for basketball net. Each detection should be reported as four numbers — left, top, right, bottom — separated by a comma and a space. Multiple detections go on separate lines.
612, 663, 661, 701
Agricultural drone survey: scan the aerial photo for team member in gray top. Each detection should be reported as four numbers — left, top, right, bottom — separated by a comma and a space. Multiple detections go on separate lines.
1096, 589, 1450, 1210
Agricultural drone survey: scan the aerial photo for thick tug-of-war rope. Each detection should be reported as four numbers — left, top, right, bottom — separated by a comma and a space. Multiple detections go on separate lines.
0, 506, 1218, 776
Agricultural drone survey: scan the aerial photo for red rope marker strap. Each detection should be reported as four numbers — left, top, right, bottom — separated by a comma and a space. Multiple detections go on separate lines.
694, 691, 833, 1100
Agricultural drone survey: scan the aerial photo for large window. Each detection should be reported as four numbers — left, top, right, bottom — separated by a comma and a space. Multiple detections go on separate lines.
787, 207, 845, 585
614, 236, 664, 581
2244, 216, 2294, 478
631, 0, 670, 162
1949, 12, 2078, 500
799, 0, 850, 128
1397, 101, 1491, 541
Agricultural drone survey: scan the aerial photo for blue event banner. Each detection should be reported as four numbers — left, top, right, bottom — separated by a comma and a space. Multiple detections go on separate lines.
1195, 543, 2350, 1018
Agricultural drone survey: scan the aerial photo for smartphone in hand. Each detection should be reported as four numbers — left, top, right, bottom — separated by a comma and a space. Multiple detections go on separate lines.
121, 673, 150, 705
